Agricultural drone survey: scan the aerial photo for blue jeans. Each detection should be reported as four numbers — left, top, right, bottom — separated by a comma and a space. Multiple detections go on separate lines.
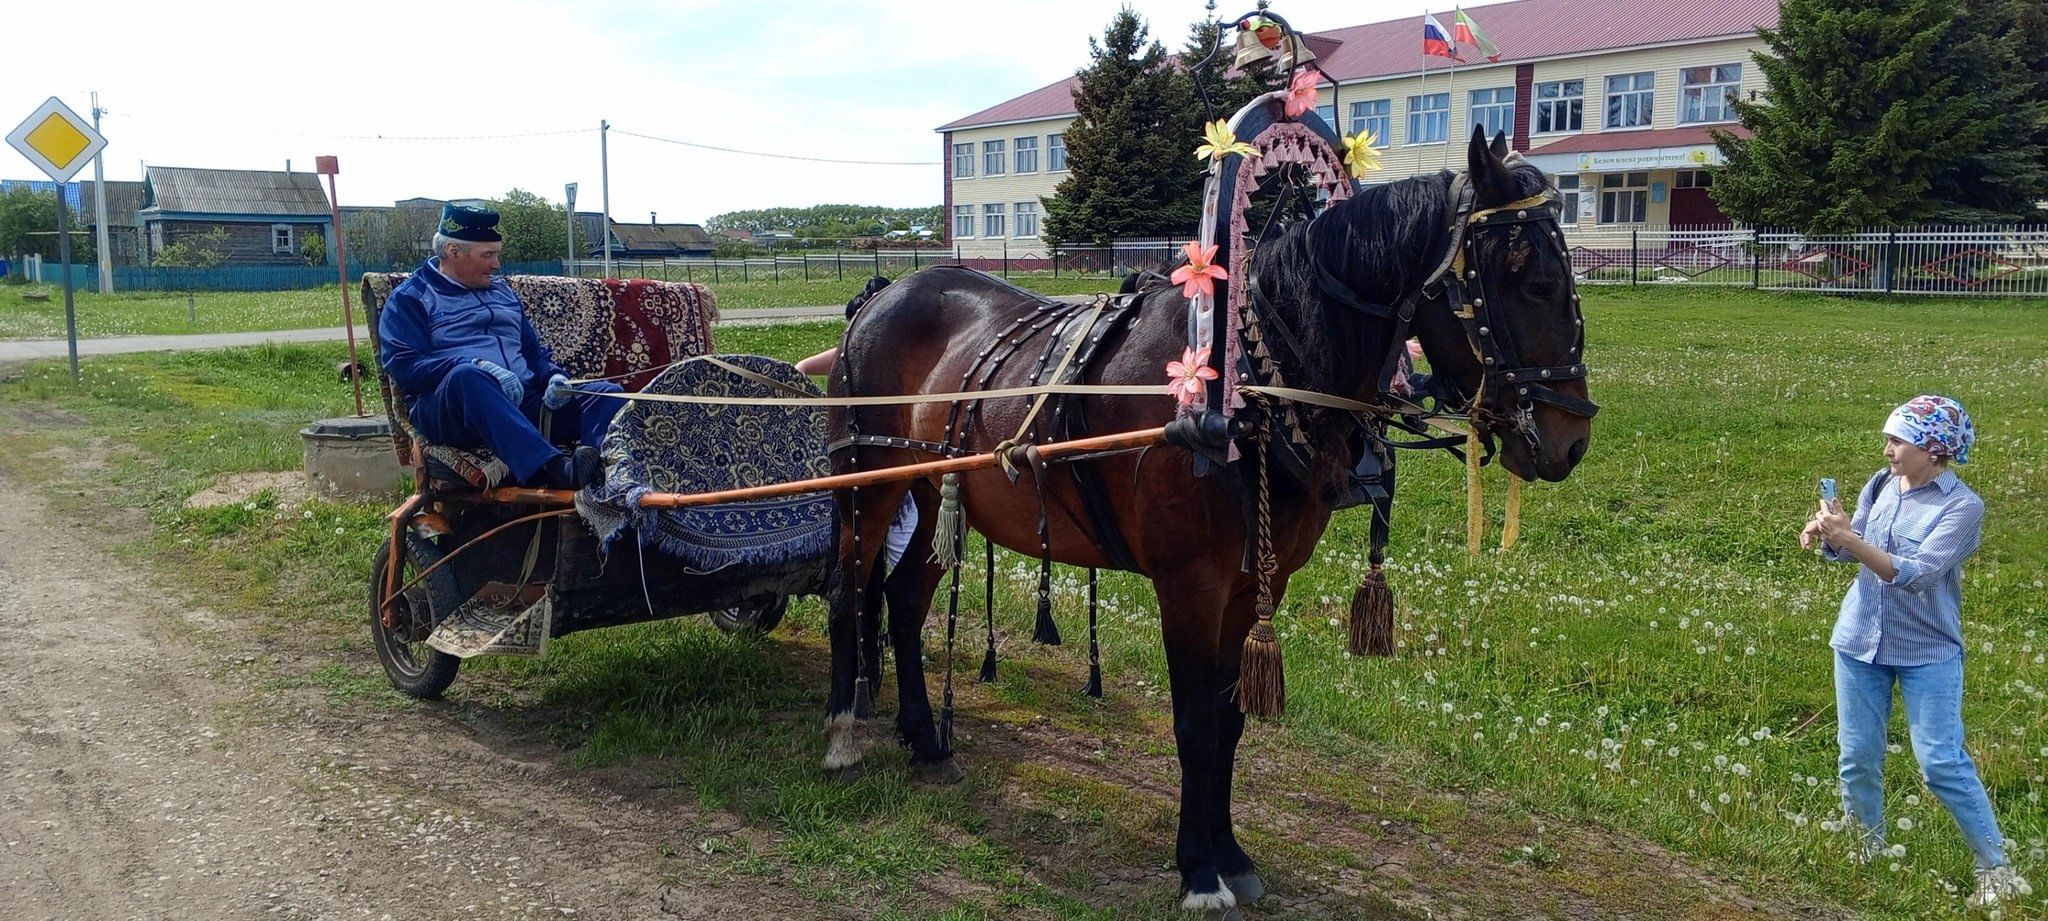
1835, 649, 2004, 867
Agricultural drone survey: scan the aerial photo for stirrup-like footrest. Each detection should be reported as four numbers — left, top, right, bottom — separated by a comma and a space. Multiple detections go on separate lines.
427, 593, 554, 658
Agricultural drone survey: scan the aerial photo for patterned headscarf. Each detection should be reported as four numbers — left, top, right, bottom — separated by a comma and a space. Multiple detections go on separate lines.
1883, 395, 1974, 464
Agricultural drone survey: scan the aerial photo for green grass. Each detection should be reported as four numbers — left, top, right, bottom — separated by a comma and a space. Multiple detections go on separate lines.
2, 285, 2045, 919
0, 274, 1125, 339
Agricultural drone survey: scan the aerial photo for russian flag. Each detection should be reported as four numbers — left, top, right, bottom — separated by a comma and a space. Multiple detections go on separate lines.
1423, 13, 1463, 61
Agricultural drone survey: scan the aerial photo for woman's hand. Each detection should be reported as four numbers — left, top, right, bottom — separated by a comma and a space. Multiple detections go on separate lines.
1814, 499, 1854, 546
1799, 512, 1826, 550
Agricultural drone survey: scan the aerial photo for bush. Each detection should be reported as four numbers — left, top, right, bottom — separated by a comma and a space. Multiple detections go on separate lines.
300, 233, 326, 266
153, 226, 231, 268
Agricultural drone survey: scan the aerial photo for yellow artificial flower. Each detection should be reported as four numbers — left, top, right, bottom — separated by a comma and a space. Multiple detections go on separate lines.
1193, 119, 1259, 163
1343, 128, 1383, 177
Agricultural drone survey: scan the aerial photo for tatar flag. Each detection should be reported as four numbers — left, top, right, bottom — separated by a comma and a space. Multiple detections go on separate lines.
1423, 13, 1463, 61
1454, 7, 1502, 62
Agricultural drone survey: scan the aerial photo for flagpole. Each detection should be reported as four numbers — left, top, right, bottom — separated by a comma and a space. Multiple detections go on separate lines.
1444, 37, 1456, 171
1418, 7, 1426, 170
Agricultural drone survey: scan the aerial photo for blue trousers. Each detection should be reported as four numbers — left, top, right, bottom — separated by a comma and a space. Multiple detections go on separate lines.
410, 363, 624, 483
1835, 649, 2005, 868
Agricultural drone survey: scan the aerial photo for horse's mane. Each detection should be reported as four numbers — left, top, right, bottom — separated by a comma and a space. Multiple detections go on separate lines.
1248, 157, 1552, 399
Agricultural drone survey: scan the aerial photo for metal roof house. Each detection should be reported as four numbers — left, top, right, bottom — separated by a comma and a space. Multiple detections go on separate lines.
939, 0, 1777, 258
137, 166, 334, 266
600, 221, 718, 259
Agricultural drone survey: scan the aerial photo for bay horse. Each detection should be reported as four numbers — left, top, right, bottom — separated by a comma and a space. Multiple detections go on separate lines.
821, 129, 1594, 912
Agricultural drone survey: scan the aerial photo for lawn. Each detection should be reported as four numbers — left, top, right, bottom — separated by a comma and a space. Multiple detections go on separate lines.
1, 285, 2044, 919
0, 272, 1123, 339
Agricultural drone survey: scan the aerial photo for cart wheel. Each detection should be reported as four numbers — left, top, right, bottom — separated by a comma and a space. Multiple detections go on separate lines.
709, 595, 788, 637
369, 534, 463, 699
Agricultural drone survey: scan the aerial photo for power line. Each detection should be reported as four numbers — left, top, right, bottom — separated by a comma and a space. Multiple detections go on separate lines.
105, 113, 596, 142
611, 128, 938, 167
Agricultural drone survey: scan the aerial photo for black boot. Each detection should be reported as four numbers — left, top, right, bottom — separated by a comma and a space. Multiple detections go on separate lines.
540, 446, 602, 489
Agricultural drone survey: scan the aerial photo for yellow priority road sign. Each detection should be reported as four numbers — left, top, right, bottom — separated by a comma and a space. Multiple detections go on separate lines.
7, 96, 108, 184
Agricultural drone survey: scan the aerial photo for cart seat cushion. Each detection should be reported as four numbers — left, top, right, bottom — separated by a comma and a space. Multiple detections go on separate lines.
576, 355, 834, 571
423, 443, 510, 490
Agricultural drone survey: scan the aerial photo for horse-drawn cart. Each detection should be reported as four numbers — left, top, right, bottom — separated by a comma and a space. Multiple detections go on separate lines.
361, 273, 833, 698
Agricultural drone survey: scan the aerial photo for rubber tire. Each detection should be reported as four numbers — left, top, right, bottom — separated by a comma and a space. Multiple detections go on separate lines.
709, 595, 788, 637
369, 534, 464, 699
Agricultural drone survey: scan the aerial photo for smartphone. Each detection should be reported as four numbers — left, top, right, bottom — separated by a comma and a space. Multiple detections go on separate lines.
1819, 477, 1838, 503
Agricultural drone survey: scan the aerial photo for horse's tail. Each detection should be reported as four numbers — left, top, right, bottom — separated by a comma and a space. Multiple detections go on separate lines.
845, 275, 892, 320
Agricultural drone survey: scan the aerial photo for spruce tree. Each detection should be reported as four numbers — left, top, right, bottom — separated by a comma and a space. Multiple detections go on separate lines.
1043, 9, 1194, 245
1713, 0, 1985, 232
1925, 0, 2048, 222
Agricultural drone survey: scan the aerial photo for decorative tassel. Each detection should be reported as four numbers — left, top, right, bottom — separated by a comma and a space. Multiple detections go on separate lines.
1349, 563, 1396, 656
1238, 606, 1285, 718
1033, 557, 1061, 645
1465, 429, 1484, 558
1501, 476, 1523, 550
931, 473, 963, 569
1082, 567, 1103, 698
979, 541, 998, 682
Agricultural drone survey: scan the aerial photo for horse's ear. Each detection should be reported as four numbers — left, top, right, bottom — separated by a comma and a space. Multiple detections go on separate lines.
1490, 130, 1509, 160
1467, 124, 1518, 204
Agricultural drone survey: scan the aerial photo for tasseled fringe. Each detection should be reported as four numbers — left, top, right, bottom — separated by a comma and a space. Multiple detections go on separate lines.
978, 541, 998, 682
1239, 606, 1285, 718
931, 473, 964, 569
1349, 564, 1396, 656
1033, 555, 1062, 645
1082, 567, 1103, 698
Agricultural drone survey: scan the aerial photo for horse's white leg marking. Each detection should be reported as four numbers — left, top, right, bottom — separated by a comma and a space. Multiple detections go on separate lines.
822, 711, 862, 770
1179, 882, 1236, 913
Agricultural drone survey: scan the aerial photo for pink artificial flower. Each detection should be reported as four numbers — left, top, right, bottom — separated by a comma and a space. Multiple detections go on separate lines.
1165, 346, 1220, 406
1169, 241, 1228, 299
1407, 339, 1425, 361
1284, 67, 1322, 117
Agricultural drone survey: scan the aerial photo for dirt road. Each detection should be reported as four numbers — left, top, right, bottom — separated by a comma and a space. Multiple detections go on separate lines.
0, 486, 813, 921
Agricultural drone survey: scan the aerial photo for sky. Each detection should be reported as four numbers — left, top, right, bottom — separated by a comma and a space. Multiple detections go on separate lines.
5, 0, 1489, 223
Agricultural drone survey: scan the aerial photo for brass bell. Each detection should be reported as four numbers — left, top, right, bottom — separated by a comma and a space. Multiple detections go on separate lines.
1275, 34, 1317, 70
1232, 29, 1275, 69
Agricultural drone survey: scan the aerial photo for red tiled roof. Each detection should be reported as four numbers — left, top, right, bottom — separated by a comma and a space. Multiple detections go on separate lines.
938, 0, 1779, 130
1527, 124, 1748, 155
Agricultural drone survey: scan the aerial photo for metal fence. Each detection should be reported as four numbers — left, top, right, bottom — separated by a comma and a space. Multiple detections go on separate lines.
1562, 224, 2048, 296
21, 258, 567, 292
570, 250, 966, 285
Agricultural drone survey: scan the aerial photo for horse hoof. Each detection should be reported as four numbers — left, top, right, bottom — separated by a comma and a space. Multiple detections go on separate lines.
823, 762, 864, 783
1180, 886, 1236, 913
913, 756, 964, 786
1222, 871, 1264, 905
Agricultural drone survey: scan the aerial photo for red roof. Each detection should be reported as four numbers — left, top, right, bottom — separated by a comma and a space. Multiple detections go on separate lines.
939, 0, 1779, 131
1528, 124, 1749, 155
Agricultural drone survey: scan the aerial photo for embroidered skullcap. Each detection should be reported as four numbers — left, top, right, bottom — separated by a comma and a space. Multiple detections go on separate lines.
438, 203, 502, 242
1883, 395, 1974, 464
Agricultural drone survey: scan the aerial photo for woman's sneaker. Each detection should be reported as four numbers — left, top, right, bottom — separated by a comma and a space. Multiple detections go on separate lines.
1967, 864, 2033, 909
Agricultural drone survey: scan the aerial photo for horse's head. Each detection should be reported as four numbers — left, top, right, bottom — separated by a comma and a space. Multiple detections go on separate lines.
1413, 127, 1595, 483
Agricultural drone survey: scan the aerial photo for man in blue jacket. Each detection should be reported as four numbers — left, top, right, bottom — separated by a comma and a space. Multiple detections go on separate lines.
377, 204, 622, 489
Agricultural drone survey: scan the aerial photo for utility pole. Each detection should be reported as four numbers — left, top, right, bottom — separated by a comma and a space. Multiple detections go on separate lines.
90, 92, 112, 294
564, 182, 578, 275
599, 119, 612, 280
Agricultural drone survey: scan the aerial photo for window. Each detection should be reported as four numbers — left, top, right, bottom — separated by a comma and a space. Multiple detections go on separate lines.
1468, 87, 1515, 141
1605, 72, 1654, 129
1407, 93, 1449, 144
983, 139, 1006, 176
271, 224, 293, 254
1680, 64, 1741, 124
982, 203, 1005, 238
953, 204, 974, 238
952, 143, 974, 179
1316, 103, 1337, 128
1013, 136, 1039, 174
1675, 169, 1715, 189
1555, 174, 1580, 225
1349, 99, 1391, 145
1013, 201, 1039, 237
1532, 79, 1583, 134
1598, 171, 1649, 224
1047, 133, 1067, 171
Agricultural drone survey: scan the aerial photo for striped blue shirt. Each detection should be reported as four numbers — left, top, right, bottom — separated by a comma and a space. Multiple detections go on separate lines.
1826, 468, 1984, 666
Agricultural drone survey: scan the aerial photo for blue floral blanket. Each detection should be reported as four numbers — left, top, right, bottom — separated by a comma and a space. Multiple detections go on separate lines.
576, 355, 835, 572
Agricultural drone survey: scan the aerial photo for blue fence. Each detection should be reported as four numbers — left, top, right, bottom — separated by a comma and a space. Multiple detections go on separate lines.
31, 260, 567, 292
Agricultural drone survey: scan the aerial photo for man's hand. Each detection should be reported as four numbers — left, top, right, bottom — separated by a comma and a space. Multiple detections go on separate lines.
543, 373, 574, 411
475, 359, 523, 404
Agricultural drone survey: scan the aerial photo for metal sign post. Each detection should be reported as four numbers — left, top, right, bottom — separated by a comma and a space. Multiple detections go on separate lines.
7, 96, 109, 384
316, 155, 366, 416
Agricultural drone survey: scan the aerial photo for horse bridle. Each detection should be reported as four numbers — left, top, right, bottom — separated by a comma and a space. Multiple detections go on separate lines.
1423, 173, 1600, 452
